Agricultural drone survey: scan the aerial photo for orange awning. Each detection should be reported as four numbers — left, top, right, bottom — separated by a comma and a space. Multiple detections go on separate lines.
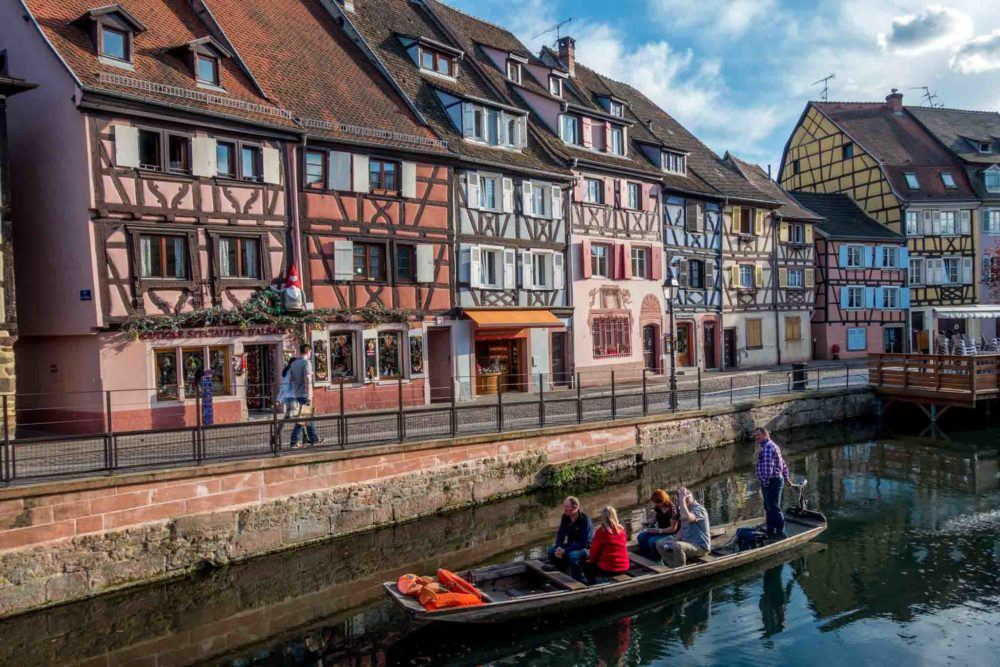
464, 309, 562, 328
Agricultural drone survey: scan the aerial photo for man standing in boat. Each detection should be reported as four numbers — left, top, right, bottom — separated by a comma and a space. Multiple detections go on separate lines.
657, 486, 711, 567
754, 427, 790, 539
547, 496, 593, 581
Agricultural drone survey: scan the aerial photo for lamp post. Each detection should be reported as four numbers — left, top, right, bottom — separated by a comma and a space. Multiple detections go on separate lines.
663, 272, 679, 410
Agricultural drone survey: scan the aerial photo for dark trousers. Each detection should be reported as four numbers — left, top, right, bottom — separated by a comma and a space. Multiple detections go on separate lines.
762, 478, 786, 538
547, 545, 588, 581
582, 562, 627, 585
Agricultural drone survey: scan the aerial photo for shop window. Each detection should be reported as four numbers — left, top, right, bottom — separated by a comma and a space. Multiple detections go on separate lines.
631, 246, 649, 278
216, 141, 236, 178
312, 337, 330, 384
154, 346, 231, 401
329, 332, 357, 381
746, 319, 763, 349
218, 236, 261, 279
305, 150, 326, 187
154, 349, 178, 401
396, 244, 416, 282
378, 331, 402, 379
592, 318, 631, 358
784, 317, 801, 341
409, 335, 424, 375
369, 159, 399, 193
591, 244, 610, 277
140, 234, 188, 279
353, 243, 386, 281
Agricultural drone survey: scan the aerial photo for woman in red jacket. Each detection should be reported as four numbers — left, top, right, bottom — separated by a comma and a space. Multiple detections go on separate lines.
583, 506, 630, 584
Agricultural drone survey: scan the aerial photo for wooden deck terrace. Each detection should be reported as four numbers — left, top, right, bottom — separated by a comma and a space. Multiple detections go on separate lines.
868, 353, 1000, 410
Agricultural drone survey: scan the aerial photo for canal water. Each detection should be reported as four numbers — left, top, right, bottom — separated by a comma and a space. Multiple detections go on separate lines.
1, 420, 997, 666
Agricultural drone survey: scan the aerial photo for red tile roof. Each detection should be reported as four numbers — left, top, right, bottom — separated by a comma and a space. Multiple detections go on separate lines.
726, 154, 820, 220
814, 101, 977, 202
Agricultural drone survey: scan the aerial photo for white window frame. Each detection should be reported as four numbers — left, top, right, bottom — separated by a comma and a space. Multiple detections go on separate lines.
478, 174, 500, 211
986, 168, 1000, 193
591, 244, 609, 278
627, 182, 640, 210
788, 268, 804, 289
791, 224, 805, 244
939, 210, 958, 236
943, 256, 961, 284
881, 246, 898, 268
530, 182, 547, 218
662, 151, 686, 175
630, 246, 649, 279
846, 245, 863, 268
584, 178, 603, 205
846, 286, 864, 310
506, 60, 521, 83
549, 76, 562, 97
479, 246, 503, 289
881, 287, 899, 309
905, 210, 921, 236
609, 101, 624, 117
610, 127, 625, 156
560, 115, 580, 145
531, 251, 551, 290
986, 209, 1000, 235
739, 264, 755, 289
909, 257, 924, 286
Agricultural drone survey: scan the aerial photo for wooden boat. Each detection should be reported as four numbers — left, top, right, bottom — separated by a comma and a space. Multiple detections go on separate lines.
384, 507, 826, 624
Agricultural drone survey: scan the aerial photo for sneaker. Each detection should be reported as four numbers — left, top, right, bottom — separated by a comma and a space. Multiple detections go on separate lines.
289, 442, 301, 449
310, 438, 325, 447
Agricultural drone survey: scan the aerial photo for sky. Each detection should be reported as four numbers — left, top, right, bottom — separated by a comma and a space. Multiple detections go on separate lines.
446, 0, 1000, 173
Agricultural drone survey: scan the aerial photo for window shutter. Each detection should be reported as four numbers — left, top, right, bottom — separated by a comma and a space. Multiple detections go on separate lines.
685, 201, 698, 232
502, 248, 516, 289
469, 245, 482, 288
865, 287, 875, 308
581, 117, 593, 149
898, 246, 908, 266
873, 245, 884, 268
704, 259, 715, 288
874, 287, 883, 309
402, 162, 417, 199
651, 246, 663, 281
778, 268, 788, 288
804, 224, 813, 244
603, 178, 614, 207
553, 251, 565, 290
416, 243, 435, 283
465, 171, 480, 209
804, 268, 814, 289
500, 177, 514, 213
218, 237, 231, 277
604, 122, 612, 153
840, 287, 849, 309
329, 151, 351, 191
462, 102, 475, 138
900, 287, 910, 309
677, 259, 689, 287
779, 222, 790, 243
262, 147, 281, 185
730, 265, 740, 287
960, 210, 971, 235
457, 244, 470, 284
580, 239, 592, 279
754, 265, 764, 288
925, 258, 938, 285
931, 210, 941, 235
731, 206, 741, 233
694, 203, 704, 232
754, 210, 765, 236
921, 210, 933, 235
608, 242, 619, 279
140, 236, 152, 277
518, 117, 528, 149
520, 181, 533, 216
838, 246, 848, 268
352, 154, 370, 193
621, 242, 632, 279
520, 249, 533, 290
113, 124, 139, 168
173, 238, 186, 278
551, 186, 563, 220
334, 240, 354, 281
863, 246, 874, 268
962, 257, 974, 284
191, 137, 217, 177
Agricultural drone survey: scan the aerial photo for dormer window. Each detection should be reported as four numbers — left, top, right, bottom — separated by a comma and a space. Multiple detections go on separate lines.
461, 101, 525, 149
662, 150, 686, 176
985, 167, 1000, 193
196, 53, 219, 86
978, 141, 992, 154
610, 101, 624, 118
610, 126, 624, 156
76, 5, 146, 65
549, 76, 562, 98
560, 115, 580, 145
506, 60, 521, 84
904, 172, 920, 189
419, 47, 455, 77
940, 172, 956, 189
173, 37, 231, 88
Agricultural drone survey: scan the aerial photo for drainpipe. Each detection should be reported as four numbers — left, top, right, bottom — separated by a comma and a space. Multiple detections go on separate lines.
772, 212, 782, 366
286, 135, 306, 295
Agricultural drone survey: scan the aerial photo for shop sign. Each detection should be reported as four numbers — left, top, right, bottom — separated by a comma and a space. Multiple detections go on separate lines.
140, 326, 285, 340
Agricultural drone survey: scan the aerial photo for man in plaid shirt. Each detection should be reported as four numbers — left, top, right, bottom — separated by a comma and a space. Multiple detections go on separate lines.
754, 427, 790, 538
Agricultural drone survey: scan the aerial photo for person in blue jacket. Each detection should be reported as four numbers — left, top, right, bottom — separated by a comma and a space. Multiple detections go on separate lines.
547, 496, 594, 581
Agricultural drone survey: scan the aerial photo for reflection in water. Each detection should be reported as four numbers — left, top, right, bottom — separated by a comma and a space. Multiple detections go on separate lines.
1, 421, 998, 667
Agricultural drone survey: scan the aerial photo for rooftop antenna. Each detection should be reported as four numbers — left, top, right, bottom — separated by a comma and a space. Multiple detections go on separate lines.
811, 73, 835, 102
910, 86, 942, 108
532, 18, 573, 46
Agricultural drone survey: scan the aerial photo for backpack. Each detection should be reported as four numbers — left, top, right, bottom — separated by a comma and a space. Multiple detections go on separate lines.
736, 527, 767, 551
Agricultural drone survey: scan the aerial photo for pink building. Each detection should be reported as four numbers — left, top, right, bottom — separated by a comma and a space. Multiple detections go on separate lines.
791, 193, 908, 359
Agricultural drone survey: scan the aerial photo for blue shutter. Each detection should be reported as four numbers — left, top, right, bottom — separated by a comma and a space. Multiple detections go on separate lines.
874, 287, 883, 309
864, 247, 875, 268
900, 287, 910, 308
898, 246, 908, 267
865, 286, 876, 308
838, 246, 848, 268
873, 245, 883, 268
840, 286, 849, 309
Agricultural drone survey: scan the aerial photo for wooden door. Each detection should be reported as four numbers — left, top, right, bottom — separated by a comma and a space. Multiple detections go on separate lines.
704, 321, 716, 369
643, 325, 660, 373
427, 328, 452, 403
551, 332, 569, 386
724, 328, 738, 369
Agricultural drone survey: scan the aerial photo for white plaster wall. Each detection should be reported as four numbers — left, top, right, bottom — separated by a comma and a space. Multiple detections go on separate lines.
727, 313, 780, 368
452, 319, 474, 400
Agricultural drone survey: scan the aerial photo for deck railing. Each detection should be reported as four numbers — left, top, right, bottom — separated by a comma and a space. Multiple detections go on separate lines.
868, 353, 1000, 398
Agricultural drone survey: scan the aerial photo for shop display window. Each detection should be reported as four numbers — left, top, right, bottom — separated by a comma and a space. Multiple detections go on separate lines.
329, 332, 356, 381
378, 332, 402, 379
409, 334, 424, 375
153, 346, 231, 401
312, 337, 330, 384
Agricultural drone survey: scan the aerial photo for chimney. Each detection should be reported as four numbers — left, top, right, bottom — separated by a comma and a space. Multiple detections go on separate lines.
557, 36, 575, 77
886, 88, 903, 113
339, 0, 355, 12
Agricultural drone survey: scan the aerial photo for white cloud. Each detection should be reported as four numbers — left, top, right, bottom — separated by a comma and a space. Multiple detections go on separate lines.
950, 30, 1000, 73
648, 0, 776, 37
877, 6, 973, 55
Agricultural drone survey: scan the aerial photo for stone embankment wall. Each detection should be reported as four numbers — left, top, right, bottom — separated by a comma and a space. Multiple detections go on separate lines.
0, 388, 874, 618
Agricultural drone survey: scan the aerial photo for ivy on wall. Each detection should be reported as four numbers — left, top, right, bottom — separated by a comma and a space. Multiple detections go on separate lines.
121, 289, 418, 340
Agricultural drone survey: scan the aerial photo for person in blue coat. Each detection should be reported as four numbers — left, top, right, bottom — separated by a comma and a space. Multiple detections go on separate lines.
547, 496, 594, 581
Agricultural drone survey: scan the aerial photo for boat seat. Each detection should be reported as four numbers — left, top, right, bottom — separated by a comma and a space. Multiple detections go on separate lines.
710, 527, 726, 538
524, 559, 586, 591
628, 551, 670, 573
609, 574, 632, 583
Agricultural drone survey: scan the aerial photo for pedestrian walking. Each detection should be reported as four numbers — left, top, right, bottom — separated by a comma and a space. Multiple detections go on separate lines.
283, 344, 321, 448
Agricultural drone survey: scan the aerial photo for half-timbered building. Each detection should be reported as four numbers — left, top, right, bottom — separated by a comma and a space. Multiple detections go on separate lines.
211, 0, 453, 411
728, 156, 818, 365
338, 0, 573, 399
790, 192, 907, 358
908, 107, 1000, 341
779, 91, 979, 353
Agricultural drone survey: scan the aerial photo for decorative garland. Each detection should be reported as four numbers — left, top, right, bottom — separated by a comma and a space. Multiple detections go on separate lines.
121, 289, 418, 340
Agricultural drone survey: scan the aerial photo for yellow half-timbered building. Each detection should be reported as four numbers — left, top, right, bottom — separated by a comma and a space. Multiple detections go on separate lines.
779, 91, 979, 353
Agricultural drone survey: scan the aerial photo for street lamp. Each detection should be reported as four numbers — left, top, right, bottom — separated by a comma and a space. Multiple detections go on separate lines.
662, 270, 679, 410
